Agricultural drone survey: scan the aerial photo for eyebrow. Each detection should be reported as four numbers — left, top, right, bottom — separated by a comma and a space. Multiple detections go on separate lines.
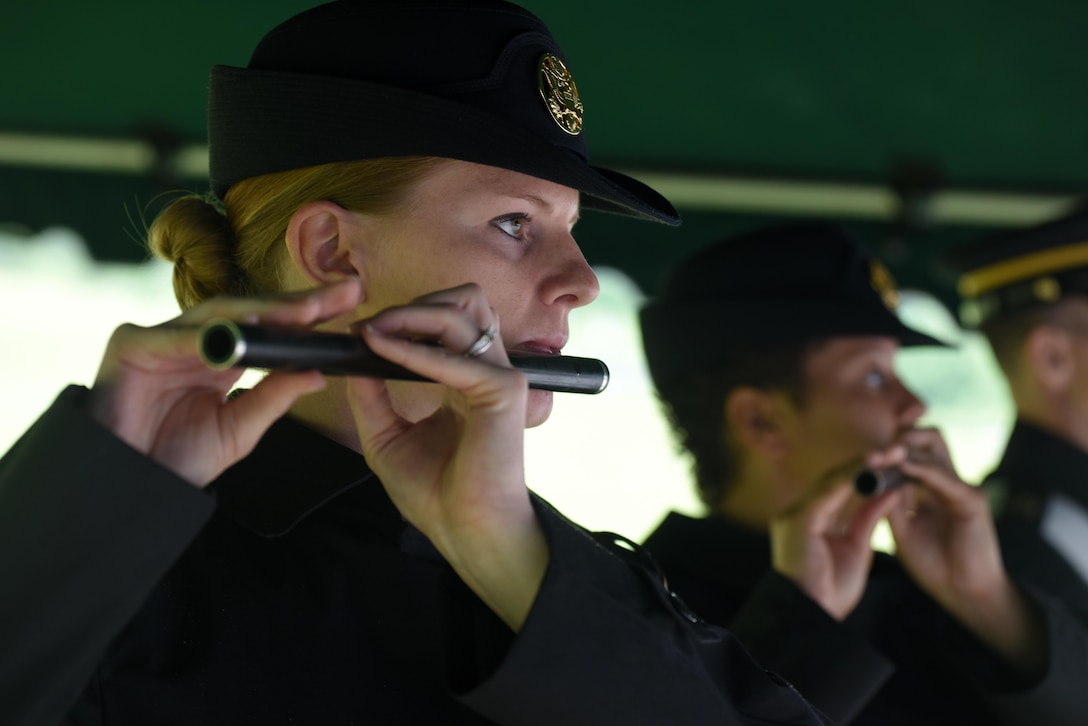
512, 193, 581, 225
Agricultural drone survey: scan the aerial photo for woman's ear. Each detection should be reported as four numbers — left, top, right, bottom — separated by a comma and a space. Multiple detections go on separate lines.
1025, 325, 1075, 395
725, 387, 789, 458
284, 201, 367, 287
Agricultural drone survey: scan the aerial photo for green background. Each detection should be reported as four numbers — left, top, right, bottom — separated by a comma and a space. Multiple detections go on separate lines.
2, 0, 1085, 308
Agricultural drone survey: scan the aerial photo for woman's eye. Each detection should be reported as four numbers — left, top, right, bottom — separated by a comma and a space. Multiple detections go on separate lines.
864, 370, 887, 389
492, 214, 529, 240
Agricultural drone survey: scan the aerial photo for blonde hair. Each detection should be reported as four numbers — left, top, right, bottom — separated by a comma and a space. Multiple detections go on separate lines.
149, 157, 445, 310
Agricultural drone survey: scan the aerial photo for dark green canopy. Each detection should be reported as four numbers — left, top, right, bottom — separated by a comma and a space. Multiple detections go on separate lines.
2, 0, 1085, 308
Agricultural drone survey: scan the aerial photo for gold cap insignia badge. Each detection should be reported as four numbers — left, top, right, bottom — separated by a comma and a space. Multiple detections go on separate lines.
537, 53, 583, 136
870, 261, 900, 311
1032, 276, 1062, 303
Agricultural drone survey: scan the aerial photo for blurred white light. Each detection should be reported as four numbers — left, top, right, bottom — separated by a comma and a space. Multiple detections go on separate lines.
894, 289, 1014, 483
0, 231, 1014, 546
0, 233, 697, 541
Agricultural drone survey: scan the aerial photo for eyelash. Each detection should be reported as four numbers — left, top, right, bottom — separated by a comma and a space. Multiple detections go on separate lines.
492, 213, 530, 241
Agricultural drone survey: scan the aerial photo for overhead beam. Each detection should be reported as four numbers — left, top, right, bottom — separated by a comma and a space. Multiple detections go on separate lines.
0, 132, 208, 178
0, 131, 1078, 227
626, 171, 1079, 227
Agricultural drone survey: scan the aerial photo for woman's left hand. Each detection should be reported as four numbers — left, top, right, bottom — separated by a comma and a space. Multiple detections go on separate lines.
345, 283, 547, 630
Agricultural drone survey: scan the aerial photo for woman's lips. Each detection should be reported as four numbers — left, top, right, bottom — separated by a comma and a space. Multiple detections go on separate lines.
512, 337, 566, 355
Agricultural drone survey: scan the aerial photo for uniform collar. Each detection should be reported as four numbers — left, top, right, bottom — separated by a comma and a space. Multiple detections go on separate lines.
644, 509, 901, 588
992, 419, 1088, 515
643, 511, 772, 589
209, 414, 392, 538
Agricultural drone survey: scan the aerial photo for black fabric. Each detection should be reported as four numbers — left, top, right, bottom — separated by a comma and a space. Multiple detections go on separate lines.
0, 387, 841, 726
0, 388, 216, 726
207, 0, 680, 225
639, 222, 945, 386
643, 510, 1086, 725
986, 419, 1088, 617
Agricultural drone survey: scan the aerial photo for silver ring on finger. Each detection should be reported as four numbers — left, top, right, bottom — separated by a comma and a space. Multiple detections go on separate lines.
463, 324, 498, 358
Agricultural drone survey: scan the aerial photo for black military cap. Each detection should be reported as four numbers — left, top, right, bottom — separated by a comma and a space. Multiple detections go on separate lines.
207, 0, 679, 225
640, 222, 944, 386
944, 207, 1088, 327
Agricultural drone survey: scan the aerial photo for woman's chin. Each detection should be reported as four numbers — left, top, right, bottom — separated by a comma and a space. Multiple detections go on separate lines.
525, 389, 554, 429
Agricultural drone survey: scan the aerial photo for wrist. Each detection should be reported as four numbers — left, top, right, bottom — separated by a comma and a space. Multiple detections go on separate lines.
432, 495, 549, 632
942, 576, 1046, 679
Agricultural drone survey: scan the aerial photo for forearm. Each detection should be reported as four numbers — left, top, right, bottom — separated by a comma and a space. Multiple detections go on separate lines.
982, 587, 1088, 726
731, 571, 894, 724
450, 497, 832, 725
0, 387, 215, 726
940, 576, 1046, 681
935, 583, 1088, 726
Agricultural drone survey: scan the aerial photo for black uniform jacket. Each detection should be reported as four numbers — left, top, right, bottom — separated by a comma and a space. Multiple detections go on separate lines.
0, 387, 841, 726
644, 511, 1088, 726
987, 419, 1088, 618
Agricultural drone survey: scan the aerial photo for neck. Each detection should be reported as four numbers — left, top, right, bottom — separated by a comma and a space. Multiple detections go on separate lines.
288, 377, 444, 455
716, 456, 855, 532
1012, 372, 1088, 453
289, 378, 364, 454
1017, 405, 1088, 454
715, 461, 779, 532
1008, 357, 1088, 453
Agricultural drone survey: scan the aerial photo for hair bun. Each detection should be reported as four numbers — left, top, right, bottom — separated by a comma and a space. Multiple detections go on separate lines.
148, 195, 240, 309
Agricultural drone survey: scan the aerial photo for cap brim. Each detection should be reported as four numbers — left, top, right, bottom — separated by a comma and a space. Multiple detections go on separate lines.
208, 66, 680, 225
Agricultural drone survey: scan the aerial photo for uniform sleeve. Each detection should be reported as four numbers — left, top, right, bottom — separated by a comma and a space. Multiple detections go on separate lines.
445, 497, 835, 726
728, 572, 895, 724
948, 584, 1088, 726
0, 386, 216, 726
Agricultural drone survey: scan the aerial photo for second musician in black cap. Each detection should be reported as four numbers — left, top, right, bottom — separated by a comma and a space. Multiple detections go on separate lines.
641, 222, 1088, 725
950, 207, 1088, 618
0, 2, 836, 725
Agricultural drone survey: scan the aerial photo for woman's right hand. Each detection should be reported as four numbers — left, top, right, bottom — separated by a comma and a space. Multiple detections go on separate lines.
86, 280, 360, 488
345, 283, 547, 631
